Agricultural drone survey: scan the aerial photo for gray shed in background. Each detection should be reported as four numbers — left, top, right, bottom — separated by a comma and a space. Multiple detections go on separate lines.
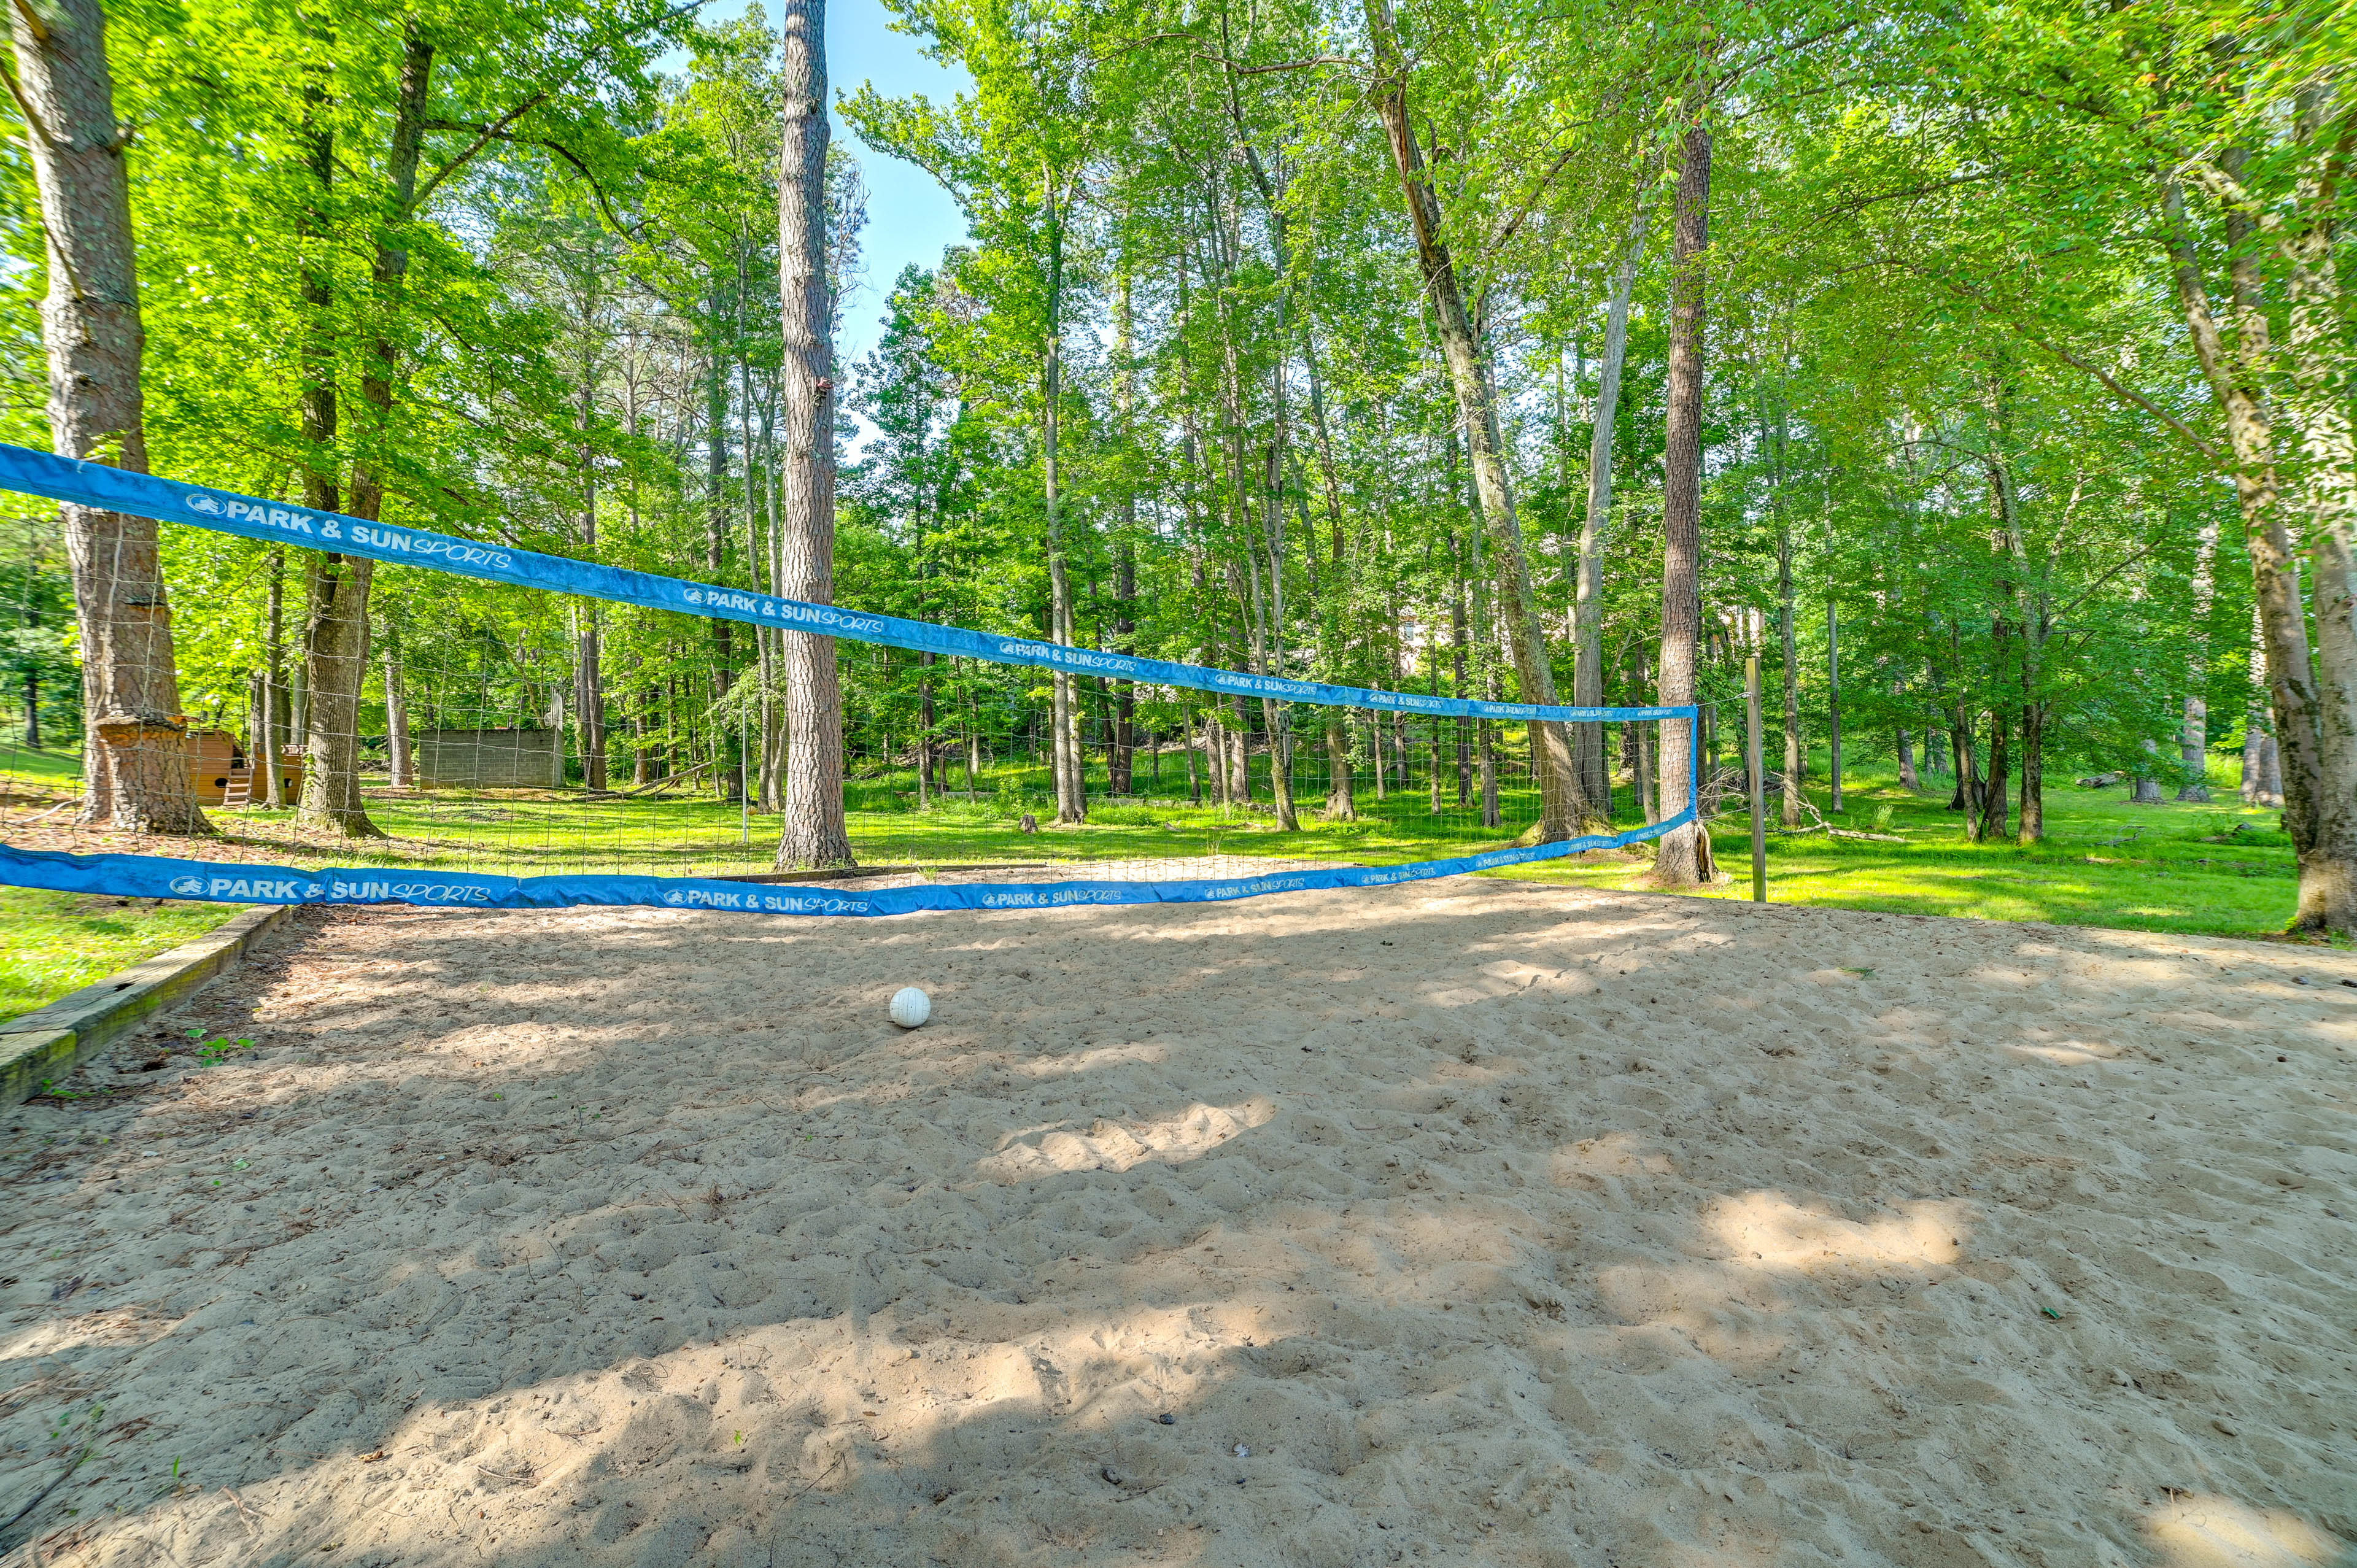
414, 729, 565, 789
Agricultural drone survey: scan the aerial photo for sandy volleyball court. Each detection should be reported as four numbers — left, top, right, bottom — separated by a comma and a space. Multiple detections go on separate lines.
1, 884, 2351, 1567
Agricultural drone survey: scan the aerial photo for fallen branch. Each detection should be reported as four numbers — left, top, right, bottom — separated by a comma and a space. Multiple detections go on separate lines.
612, 759, 719, 799
1741, 777, 1908, 842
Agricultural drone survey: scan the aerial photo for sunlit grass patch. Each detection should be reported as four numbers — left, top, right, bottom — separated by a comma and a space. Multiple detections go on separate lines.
0, 887, 250, 1024
1503, 753, 2301, 940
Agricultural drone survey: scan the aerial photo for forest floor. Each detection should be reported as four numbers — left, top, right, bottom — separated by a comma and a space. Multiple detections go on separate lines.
0, 884, 2347, 1567
0, 747, 2305, 1026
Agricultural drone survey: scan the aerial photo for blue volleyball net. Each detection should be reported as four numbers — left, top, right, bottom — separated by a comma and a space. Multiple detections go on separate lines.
0, 446, 1696, 916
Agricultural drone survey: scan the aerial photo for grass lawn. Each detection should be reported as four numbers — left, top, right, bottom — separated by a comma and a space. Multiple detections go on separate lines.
1506, 753, 2304, 941
0, 747, 259, 1024
0, 887, 253, 1025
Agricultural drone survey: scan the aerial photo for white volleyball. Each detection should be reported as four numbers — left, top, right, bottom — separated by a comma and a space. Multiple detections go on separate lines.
889, 986, 932, 1029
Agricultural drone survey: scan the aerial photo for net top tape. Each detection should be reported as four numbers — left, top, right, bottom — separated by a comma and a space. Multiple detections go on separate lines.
0, 444, 1692, 726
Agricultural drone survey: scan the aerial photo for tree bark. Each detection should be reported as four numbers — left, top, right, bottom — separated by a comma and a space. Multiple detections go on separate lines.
2018, 703, 2045, 843
1324, 717, 1355, 820
296, 28, 429, 839
1778, 517, 1802, 825
1633, 645, 1658, 824
575, 355, 606, 794
1980, 400, 2023, 840
1573, 204, 1651, 810
1977, 708, 2010, 840
2241, 609, 2278, 805
2019, 598, 2048, 844
1364, 0, 1580, 838
299, 552, 378, 833
2165, 177, 2355, 929
2269, 109, 2357, 864
10, 0, 209, 833
1045, 244, 1083, 821
2178, 519, 2221, 799
384, 625, 412, 788
705, 285, 738, 801
773, 0, 852, 868
1826, 598, 1843, 813
1112, 544, 1136, 795
260, 547, 285, 806
1450, 525, 1472, 808
1654, 123, 1714, 884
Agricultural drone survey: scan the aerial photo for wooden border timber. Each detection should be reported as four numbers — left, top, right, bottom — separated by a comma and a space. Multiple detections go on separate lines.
0, 905, 290, 1108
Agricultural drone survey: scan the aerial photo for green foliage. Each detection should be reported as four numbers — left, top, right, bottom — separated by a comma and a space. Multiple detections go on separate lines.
0, 0, 2320, 940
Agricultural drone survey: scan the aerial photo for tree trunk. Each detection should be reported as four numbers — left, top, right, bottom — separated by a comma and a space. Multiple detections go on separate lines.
966, 679, 982, 800
1778, 519, 1802, 825
1450, 530, 1471, 807
916, 651, 935, 806
1111, 541, 1136, 795
1975, 708, 2010, 840
2167, 176, 2355, 929
1479, 681, 1500, 829
20, 547, 39, 749
1229, 694, 1252, 803
1323, 718, 1355, 820
1574, 206, 1649, 809
1184, 706, 1203, 806
2018, 703, 2045, 843
261, 547, 285, 806
298, 553, 379, 833
10, 0, 209, 833
1633, 645, 1658, 824
2240, 611, 2274, 805
703, 314, 741, 796
635, 667, 659, 786
2270, 112, 2357, 883
1364, 0, 1579, 837
772, 0, 852, 868
298, 29, 428, 839
1955, 714, 1981, 816
2018, 602, 2049, 843
1043, 178, 1085, 825
288, 653, 308, 770
384, 628, 412, 788
1897, 727, 1918, 790
2175, 518, 2221, 799
1825, 600, 1843, 813
1204, 711, 1228, 808
1980, 395, 2026, 838
1426, 627, 1444, 816
1653, 123, 1714, 884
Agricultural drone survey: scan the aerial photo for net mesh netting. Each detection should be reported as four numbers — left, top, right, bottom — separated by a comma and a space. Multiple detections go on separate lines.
0, 449, 1693, 911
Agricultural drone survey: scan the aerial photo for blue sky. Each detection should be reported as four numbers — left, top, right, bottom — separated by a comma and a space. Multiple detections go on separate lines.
704, 0, 974, 371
